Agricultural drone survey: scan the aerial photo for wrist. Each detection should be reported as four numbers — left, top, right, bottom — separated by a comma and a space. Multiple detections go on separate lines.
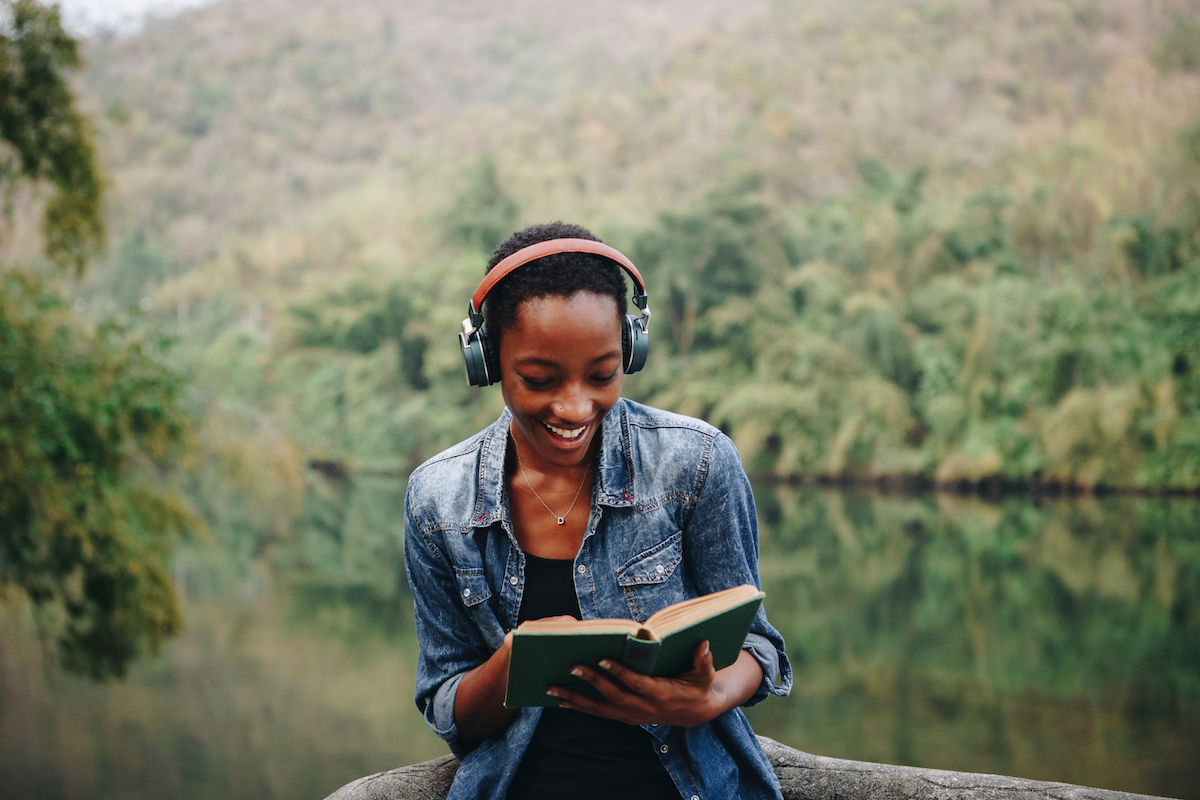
715, 651, 762, 711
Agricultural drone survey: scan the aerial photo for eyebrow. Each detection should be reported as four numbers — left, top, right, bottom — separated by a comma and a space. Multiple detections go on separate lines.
515, 351, 622, 368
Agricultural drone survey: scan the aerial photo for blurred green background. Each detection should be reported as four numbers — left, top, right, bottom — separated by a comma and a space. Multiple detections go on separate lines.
2, 0, 1199, 797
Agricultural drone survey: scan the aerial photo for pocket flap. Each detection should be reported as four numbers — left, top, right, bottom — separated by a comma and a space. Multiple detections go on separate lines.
616, 533, 683, 587
454, 568, 492, 608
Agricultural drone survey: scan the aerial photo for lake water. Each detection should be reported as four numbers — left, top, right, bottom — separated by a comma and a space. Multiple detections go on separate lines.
2, 482, 1197, 799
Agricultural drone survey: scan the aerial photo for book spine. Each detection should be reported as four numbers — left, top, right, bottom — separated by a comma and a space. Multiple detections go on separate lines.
621, 637, 660, 675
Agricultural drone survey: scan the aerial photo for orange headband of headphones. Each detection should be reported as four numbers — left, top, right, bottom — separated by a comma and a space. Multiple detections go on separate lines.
470, 238, 648, 313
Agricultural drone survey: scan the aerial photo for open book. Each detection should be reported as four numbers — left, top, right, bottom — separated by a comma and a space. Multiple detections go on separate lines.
503, 584, 764, 708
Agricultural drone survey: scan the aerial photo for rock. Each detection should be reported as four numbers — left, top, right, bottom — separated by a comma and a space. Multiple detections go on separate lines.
323, 737, 1176, 800
756, 737, 1175, 800
324, 754, 460, 800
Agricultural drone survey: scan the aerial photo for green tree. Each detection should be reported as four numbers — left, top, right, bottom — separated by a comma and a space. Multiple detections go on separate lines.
443, 155, 519, 255
0, 0, 102, 271
0, 0, 192, 679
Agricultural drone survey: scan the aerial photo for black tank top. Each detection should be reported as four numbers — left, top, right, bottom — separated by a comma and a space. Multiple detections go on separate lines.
505, 552, 681, 800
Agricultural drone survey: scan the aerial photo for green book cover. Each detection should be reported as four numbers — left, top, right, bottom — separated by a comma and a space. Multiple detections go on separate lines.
503, 586, 764, 708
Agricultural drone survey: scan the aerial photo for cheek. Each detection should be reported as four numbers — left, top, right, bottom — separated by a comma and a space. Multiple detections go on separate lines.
501, 388, 544, 430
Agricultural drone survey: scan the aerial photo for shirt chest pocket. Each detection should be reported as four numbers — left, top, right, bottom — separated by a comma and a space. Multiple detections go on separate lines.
451, 567, 507, 652
615, 532, 685, 622
454, 568, 492, 608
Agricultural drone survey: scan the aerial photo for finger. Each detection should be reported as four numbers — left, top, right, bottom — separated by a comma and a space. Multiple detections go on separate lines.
547, 685, 638, 723
592, 658, 657, 693
567, 664, 642, 702
678, 641, 715, 681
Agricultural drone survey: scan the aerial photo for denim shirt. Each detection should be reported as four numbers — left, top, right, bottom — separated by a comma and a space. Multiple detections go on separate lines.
404, 399, 792, 800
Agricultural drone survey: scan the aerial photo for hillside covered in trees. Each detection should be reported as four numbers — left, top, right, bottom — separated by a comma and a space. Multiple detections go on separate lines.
65, 0, 1200, 539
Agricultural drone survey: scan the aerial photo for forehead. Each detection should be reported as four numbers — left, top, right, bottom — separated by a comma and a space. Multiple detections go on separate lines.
513, 291, 620, 328
502, 292, 623, 349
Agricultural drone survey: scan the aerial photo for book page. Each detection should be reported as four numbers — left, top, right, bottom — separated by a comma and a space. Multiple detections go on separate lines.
642, 584, 762, 637
515, 618, 642, 635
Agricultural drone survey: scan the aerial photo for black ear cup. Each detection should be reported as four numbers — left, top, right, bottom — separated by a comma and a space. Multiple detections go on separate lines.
462, 323, 501, 387
623, 314, 648, 374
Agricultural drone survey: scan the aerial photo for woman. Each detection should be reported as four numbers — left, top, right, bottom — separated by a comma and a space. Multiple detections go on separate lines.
404, 221, 791, 800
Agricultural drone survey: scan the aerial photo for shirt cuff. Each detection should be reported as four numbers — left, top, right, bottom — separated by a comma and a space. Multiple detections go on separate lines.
741, 632, 792, 706
427, 672, 466, 756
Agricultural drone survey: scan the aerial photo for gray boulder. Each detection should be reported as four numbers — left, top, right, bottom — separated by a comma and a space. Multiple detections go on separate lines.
324, 736, 1175, 800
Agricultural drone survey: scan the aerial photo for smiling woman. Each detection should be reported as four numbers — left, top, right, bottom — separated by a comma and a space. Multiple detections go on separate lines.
402, 222, 791, 800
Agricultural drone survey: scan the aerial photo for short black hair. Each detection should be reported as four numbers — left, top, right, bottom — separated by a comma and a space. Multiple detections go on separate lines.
482, 221, 628, 335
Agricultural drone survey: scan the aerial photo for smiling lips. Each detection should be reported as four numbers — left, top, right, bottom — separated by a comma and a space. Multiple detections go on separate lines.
542, 421, 585, 440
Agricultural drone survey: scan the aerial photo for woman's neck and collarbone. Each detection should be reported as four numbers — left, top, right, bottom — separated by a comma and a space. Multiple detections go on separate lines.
505, 434, 596, 560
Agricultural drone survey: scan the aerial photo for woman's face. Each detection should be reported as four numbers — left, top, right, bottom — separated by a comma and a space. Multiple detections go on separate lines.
499, 291, 624, 471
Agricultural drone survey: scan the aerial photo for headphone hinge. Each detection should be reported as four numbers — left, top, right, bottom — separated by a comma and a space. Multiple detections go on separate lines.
466, 300, 484, 329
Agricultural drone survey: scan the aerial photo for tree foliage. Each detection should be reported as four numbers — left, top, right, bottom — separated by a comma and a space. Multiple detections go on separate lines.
0, 0, 191, 679
0, 0, 102, 272
633, 138, 1200, 489
0, 273, 189, 678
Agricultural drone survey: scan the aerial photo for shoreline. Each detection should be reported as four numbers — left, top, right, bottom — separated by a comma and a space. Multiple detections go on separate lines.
310, 459, 1200, 498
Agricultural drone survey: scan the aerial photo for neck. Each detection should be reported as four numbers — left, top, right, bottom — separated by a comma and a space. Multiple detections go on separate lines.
509, 434, 594, 483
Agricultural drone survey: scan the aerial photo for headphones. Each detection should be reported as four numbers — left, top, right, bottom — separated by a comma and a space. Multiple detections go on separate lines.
458, 238, 652, 387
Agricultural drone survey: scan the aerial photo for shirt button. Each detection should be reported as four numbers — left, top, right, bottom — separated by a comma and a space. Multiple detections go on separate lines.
655, 564, 665, 574
576, 564, 586, 574
691, 795, 700, 800
462, 588, 471, 598
509, 576, 518, 586
659, 744, 669, 754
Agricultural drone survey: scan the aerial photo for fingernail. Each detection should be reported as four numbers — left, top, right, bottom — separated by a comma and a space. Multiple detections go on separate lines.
702, 642, 710, 656
599, 660, 612, 670
571, 668, 584, 677
546, 690, 559, 697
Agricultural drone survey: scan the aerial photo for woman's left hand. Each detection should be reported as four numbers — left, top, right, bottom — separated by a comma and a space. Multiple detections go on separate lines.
546, 642, 762, 728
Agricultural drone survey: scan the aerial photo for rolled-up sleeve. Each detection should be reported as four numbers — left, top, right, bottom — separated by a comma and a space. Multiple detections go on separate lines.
404, 485, 493, 757
742, 630, 791, 705
685, 433, 792, 706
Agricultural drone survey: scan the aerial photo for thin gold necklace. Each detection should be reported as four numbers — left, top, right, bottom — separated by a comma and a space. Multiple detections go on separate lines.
511, 437, 590, 525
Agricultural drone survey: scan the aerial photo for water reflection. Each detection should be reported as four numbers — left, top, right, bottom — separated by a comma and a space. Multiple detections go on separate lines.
747, 487, 1199, 799
1, 483, 1197, 799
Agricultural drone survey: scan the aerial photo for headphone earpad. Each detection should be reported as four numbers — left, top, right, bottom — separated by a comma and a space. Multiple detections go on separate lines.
478, 323, 501, 386
623, 315, 648, 374
462, 323, 502, 387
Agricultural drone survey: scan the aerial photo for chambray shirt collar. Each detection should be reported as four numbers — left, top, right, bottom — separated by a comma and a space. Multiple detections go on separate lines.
472, 400, 637, 529
596, 399, 637, 508
471, 408, 509, 529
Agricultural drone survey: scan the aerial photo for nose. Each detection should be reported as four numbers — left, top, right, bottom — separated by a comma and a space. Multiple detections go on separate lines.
554, 380, 593, 423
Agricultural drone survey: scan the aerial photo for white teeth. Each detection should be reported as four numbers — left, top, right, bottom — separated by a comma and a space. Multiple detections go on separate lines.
543, 422, 584, 439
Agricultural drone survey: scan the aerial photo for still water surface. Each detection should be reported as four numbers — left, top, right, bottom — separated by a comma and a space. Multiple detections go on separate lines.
2, 482, 1197, 799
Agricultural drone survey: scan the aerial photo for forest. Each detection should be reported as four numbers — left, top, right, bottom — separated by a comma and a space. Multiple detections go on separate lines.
68, 0, 1200, 500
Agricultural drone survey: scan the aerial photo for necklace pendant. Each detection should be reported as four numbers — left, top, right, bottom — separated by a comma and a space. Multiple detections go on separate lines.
556, 517, 565, 525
